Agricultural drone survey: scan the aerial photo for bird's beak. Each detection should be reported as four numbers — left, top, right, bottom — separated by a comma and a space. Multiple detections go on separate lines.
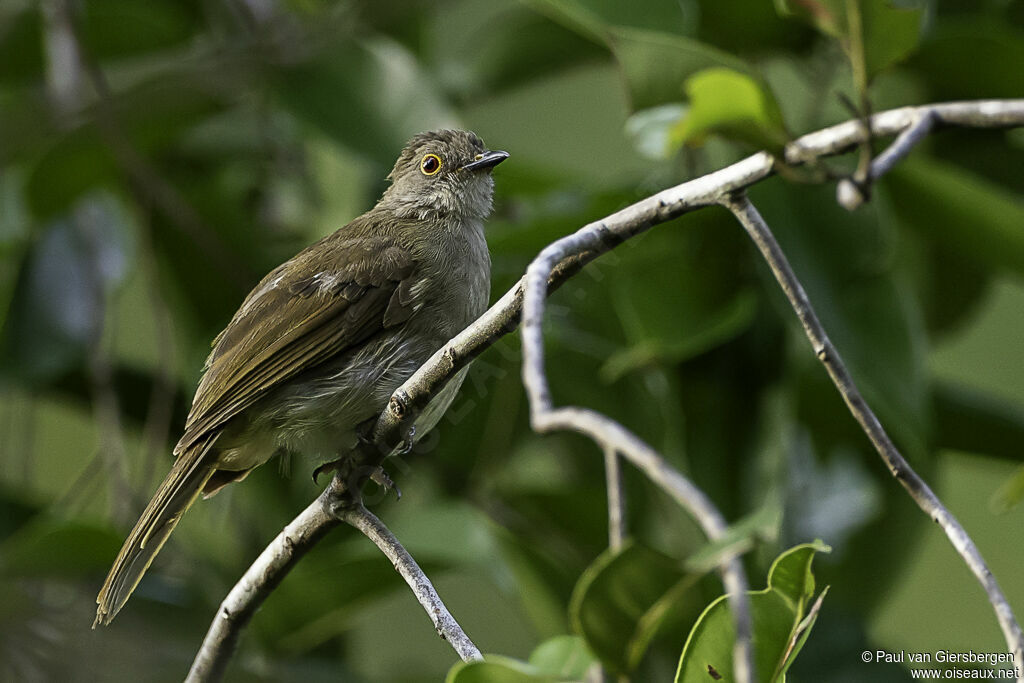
461, 149, 509, 172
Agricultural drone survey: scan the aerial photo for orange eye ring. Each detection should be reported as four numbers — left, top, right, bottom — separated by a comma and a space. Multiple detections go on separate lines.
420, 153, 442, 176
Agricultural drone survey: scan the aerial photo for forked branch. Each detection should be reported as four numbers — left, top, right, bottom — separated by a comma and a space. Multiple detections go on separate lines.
192, 99, 1024, 681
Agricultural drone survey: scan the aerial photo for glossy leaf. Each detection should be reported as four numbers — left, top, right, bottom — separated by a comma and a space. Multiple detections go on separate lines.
528, 635, 596, 679
991, 466, 1024, 514
671, 67, 788, 151
446, 656, 559, 683
601, 209, 755, 382
675, 542, 831, 683
569, 540, 706, 673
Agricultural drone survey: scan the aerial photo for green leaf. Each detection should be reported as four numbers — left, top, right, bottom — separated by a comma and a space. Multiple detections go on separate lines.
671, 67, 789, 151
446, 656, 559, 683
766, 540, 829, 606
607, 27, 755, 111
774, 0, 846, 38
569, 540, 707, 673
859, 0, 923, 78
754, 182, 932, 459
528, 635, 596, 679
675, 542, 831, 683
684, 503, 782, 575
885, 157, 1024, 279
624, 104, 688, 160
991, 466, 1024, 515
775, 0, 923, 80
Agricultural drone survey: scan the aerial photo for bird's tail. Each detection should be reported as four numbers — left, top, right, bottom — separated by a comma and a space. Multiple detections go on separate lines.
94, 447, 216, 628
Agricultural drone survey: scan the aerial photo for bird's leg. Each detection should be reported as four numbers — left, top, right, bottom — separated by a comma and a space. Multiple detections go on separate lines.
313, 418, 414, 495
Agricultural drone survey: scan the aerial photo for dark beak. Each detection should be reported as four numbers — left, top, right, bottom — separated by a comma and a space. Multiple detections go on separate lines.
461, 149, 509, 172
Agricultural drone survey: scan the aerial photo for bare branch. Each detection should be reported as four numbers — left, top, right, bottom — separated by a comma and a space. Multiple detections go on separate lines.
719, 192, 1024, 677
188, 475, 480, 681
604, 446, 626, 551
335, 499, 483, 662
837, 108, 937, 210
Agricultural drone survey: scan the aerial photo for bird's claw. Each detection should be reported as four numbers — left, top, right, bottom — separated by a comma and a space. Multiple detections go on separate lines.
371, 467, 402, 500
312, 459, 341, 485
396, 426, 416, 456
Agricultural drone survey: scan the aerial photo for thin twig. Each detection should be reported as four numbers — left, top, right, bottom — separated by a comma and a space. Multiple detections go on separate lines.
522, 242, 754, 683
837, 108, 937, 210
604, 446, 626, 551
719, 192, 1024, 677
866, 108, 936, 181
336, 500, 483, 662
188, 474, 480, 681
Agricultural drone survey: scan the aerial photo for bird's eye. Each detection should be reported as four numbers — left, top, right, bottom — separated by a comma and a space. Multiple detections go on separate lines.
420, 154, 442, 176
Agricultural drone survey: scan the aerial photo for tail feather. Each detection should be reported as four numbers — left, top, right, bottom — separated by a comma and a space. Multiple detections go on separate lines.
94, 442, 217, 627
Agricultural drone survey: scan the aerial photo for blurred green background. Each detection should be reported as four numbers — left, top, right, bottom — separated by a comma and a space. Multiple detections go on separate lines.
1, 0, 1023, 681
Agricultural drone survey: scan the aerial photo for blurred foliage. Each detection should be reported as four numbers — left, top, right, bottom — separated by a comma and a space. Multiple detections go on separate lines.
0, 0, 1023, 681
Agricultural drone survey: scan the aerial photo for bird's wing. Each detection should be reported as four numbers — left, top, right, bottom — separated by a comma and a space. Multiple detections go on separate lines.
174, 231, 418, 457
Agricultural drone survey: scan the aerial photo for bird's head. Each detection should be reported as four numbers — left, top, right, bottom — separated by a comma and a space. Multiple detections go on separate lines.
381, 129, 508, 222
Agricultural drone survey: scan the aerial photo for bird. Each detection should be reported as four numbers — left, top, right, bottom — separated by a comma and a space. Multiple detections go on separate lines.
94, 129, 508, 627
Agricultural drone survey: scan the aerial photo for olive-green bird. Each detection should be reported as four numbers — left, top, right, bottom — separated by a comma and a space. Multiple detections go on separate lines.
94, 130, 507, 627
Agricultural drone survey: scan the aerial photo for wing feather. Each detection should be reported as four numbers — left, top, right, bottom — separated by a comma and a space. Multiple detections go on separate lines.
174, 233, 415, 455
